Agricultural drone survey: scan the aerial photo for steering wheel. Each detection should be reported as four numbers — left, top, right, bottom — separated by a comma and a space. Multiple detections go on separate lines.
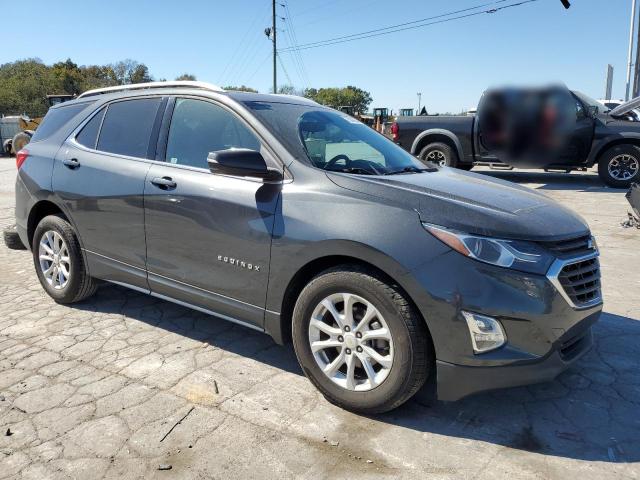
325, 154, 351, 170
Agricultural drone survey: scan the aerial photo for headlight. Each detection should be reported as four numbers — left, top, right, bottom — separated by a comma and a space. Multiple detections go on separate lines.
422, 223, 554, 275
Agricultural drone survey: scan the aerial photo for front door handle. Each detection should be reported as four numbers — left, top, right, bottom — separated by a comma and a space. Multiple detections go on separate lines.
63, 158, 80, 169
151, 176, 177, 189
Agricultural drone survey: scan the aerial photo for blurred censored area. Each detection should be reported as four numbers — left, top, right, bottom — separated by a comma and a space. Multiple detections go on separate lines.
477, 86, 583, 166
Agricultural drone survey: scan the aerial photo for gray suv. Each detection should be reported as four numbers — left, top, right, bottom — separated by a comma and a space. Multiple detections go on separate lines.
12, 81, 602, 413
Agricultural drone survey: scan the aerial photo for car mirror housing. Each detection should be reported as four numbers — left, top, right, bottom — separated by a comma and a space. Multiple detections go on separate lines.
207, 149, 282, 181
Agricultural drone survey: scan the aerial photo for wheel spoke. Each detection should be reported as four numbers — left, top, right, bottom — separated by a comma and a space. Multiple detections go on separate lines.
39, 254, 54, 262
361, 345, 392, 369
342, 293, 356, 329
359, 354, 378, 388
323, 350, 345, 376
345, 353, 356, 390
310, 318, 341, 337
353, 301, 376, 332
361, 327, 391, 342
311, 338, 342, 353
321, 299, 344, 329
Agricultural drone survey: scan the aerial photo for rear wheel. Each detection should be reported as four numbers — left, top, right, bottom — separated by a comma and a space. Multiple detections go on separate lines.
598, 144, 640, 188
292, 265, 432, 414
33, 214, 97, 304
419, 142, 458, 168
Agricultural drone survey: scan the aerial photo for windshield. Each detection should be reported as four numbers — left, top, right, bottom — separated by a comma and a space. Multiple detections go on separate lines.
572, 91, 609, 114
244, 101, 428, 175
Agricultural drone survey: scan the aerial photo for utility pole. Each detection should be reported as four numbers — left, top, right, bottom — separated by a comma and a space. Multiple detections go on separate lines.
626, 0, 638, 101
605, 64, 614, 101
272, 0, 277, 94
417, 92, 422, 114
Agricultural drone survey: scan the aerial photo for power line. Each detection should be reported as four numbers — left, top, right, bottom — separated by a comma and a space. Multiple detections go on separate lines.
279, 0, 536, 53
282, 0, 311, 88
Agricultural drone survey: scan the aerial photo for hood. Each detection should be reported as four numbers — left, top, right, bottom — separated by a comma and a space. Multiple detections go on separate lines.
327, 168, 589, 241
610, 96, 640, 117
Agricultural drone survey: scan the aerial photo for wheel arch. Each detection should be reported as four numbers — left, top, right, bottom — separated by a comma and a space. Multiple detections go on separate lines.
411, 129, 463, 160
589, 133, 640, 165
270, 254, 434, 354
27, 200, 68, 249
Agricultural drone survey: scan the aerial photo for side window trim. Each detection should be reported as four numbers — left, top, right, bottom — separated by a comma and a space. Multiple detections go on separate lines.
147, 97, 169, 160
155, 97, 176, 162
73, 105, 107, 150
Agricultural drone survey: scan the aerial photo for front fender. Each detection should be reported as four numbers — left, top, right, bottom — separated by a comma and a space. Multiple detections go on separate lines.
410, 128, 464, 160
587, 131, 640, 164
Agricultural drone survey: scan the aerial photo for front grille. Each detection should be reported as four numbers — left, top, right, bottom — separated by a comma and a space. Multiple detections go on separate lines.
539, 234, 593, 257
557, 257, 601, 306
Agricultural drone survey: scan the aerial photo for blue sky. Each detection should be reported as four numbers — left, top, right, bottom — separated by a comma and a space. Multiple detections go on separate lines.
3, 0, 634, 113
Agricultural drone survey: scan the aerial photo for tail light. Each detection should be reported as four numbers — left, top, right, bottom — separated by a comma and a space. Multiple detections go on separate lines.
391, 122, 399, 141
16, 149, 29, 169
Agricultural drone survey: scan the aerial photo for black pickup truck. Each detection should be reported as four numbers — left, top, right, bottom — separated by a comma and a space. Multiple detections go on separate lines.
392, 89, 640, 188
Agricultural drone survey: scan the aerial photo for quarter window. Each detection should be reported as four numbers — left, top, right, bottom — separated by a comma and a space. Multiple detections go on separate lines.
30, 102, 91, 143
97, 98, 162, 158
165, 98, 260, 169
76, 108, 106, 149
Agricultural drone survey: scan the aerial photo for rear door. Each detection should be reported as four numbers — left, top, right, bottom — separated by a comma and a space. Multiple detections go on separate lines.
143, 97, 281, 328
52, 97, 165, 290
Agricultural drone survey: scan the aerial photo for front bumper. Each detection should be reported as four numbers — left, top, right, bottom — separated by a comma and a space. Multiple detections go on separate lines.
436, 312, 597, 401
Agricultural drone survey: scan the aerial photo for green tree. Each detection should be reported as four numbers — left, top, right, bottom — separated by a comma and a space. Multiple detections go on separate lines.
223, 85, 258, 93
176, 73, 197, 81
304, 86, 372, 113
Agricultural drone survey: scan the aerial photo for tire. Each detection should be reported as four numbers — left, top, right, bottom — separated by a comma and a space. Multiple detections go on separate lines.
292, 265, 432, 414
3, 224, 26, 250
598, 144, 640, 188
32, 214, 97, 304
418, 142, 458, 168
12, 132, 31, 154
2, 139, 12, 156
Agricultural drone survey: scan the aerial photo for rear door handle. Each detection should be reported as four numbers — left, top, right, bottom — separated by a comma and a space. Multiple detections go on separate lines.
63, 158, 80, 169
151, 176, 177, 189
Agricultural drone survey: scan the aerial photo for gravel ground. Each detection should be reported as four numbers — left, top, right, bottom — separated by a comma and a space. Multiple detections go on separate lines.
1, 157, 639, 479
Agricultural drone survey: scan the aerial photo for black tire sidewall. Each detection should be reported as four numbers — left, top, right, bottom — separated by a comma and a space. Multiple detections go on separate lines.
419, 142, 458, 167
599, 144, 640, 188
292, 270, 418, 412
32, 215, 86, 303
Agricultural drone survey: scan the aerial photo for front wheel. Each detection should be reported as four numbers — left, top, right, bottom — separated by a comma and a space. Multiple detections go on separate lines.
598, 144, 640, 188
33, 214, 97, 304
292, 266, 432, 414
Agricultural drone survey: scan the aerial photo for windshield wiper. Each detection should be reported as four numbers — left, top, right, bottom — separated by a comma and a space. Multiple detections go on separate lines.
328, 167, 376, 175
384, 166, 437, 175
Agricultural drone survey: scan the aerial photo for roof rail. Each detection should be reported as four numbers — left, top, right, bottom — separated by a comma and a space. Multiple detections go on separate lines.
77, 81, 225, 99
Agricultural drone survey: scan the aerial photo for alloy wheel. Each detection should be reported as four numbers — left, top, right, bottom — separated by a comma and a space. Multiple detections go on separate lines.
39, 230, 71, 290
426, 150, 447, 167
308, 292, 394, 391
608, 154, 639, 180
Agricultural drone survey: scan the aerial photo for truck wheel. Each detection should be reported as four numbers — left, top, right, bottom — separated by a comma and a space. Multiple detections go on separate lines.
598, 144, 640, 188
419, 142, 458, 167
2, 139, 12, 156
3, 224, 27, 250
292, 265, 432, 414
33, 214, 97, 304
12, 132, 31, 153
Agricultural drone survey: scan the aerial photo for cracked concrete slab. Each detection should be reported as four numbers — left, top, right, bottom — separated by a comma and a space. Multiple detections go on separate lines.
1, 160, 639, 478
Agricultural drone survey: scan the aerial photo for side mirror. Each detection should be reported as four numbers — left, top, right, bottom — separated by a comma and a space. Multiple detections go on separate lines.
207, 149, 282, 181
588, 105, 599, 117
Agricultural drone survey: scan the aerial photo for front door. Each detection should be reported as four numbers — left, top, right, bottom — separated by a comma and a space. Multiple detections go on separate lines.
144, 97, 281, 327
53, 97, 164, 291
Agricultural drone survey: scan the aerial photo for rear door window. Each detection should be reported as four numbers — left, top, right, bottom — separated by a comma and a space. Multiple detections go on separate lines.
97, 98, 162, 158
30, 102, 91, 142
76, 108, 106, 149
165, 98, 260, 169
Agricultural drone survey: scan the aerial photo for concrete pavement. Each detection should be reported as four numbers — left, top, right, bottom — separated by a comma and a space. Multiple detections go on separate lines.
1, 159, 639, 479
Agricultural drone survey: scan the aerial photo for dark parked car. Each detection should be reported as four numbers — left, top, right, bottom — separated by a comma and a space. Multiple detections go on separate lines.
12, 81, 602, 413
392, 89, 640, 188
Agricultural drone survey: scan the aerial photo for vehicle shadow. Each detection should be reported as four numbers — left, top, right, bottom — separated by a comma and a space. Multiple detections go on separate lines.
78, 285, 639, 464
475, 169, 629, 193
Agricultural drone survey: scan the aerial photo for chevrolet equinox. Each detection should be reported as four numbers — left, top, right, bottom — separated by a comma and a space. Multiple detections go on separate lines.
13, 81, 602, 413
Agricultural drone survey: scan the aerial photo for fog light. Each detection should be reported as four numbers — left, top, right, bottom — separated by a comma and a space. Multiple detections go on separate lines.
461, 311, 506, 354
